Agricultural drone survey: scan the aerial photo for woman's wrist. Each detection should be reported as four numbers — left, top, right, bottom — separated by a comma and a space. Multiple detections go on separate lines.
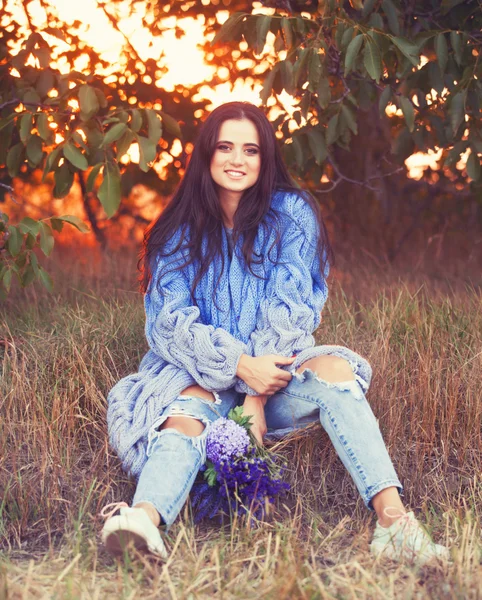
236, 353, 252, 379
244, 393, 268, 406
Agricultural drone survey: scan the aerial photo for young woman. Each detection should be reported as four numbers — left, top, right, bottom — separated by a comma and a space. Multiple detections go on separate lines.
101, 102, 449, 565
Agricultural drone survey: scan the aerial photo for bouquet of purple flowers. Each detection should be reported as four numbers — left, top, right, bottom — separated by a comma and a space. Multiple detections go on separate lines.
190, 406, 290, 522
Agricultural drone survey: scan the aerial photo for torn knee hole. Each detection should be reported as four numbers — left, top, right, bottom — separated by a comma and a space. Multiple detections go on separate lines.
160, 415, 206, 436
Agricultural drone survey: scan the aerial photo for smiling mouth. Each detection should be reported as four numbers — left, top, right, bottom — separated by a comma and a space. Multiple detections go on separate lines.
225, 170, 246, 177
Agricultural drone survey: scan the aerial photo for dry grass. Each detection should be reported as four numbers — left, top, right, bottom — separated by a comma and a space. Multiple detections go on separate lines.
1, 245, 482, 599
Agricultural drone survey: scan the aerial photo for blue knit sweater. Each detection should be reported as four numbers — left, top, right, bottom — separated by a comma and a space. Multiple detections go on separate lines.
107, 190, 372, 477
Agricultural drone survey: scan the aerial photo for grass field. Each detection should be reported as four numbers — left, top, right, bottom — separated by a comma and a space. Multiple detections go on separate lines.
1, 246, 481, 599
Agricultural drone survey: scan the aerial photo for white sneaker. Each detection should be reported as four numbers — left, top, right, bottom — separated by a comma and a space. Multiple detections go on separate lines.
370, 511, 450, 565
100, 502, 167, 559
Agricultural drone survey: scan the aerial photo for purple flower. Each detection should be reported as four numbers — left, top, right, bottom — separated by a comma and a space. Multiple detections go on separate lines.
206, 418, 250, 464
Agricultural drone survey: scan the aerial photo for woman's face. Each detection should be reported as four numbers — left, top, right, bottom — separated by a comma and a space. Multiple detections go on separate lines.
210, 118, 261, 201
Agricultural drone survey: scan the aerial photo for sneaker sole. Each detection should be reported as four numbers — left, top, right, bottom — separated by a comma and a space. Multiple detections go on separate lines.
104, 530, 150, 556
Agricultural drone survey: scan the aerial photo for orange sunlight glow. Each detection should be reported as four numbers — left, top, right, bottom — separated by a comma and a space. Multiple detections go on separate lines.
5, 0, 448, 183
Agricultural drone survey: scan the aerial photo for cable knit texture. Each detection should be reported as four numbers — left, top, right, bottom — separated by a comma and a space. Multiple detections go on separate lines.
107, 190, 372, 477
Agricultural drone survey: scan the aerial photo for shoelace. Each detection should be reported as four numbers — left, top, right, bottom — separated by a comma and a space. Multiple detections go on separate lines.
99, 501, 129, 521
382, 508, 426, 553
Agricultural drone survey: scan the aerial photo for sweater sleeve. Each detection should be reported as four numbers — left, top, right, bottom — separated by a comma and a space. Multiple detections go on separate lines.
235, 197, 329, 396
145, 230, 248, 392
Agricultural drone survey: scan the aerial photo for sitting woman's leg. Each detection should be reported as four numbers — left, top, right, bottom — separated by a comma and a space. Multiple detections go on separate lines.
294, 356, 406, 526
102, 386, 240, 555
265, 354, 449, 564
266, 355, 404, 515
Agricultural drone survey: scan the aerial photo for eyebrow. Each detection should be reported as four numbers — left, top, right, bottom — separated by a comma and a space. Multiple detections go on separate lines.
217, 140, 260, 149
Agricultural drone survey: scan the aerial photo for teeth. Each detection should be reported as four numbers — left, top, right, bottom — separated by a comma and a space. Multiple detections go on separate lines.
226, 171, 244, 177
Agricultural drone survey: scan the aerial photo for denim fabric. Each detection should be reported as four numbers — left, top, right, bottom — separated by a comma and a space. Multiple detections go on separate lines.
132, 388, 240, 528
132, 368, 403, 529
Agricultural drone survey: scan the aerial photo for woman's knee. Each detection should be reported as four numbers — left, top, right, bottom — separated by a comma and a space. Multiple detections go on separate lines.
161, 385, 216, 437
296, 355, 355, 383
180, 384, 216, 402
160, 416, 205, 437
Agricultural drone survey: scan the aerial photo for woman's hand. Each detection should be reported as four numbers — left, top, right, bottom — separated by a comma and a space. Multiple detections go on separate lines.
236, 354, 295, 395
242, 395, 267, 446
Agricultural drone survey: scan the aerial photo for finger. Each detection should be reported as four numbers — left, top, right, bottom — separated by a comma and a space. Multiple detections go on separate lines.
274, 356, 297, 365
275, 369, 293, 380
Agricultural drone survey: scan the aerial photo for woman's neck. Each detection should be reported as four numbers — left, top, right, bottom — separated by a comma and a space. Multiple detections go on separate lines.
218, 190, 241, 229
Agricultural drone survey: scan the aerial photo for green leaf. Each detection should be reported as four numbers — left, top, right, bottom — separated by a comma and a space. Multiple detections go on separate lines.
211, 12, 246, 46
6, 143, 25, 177
63, 141, 88, 170
344, 34, 363, 76
36, 69, 55, 98
435, 33, 448, 74
78, 84, 100, 120
86, 163, 103, 193
36, 112, 50, 141
280, 60, 294, 95
146, 109, 163, 145
30, 251, 39, 276
3, 269, 12, 293
308, 49, 322, 91
254, 15, 271, 55
94, 87, 108, 109
158, 111, 182, 138
137, 135, 157, 172
341, 26, 354, 50
51, 215, 90, 233
466, 149, 481, 182
363, 38, 382, 83
130, 109, 142, 133
449, 91, 466, 136
450, 31, 463, 67
50, 218, 64, 233
0, 113, 16, 133
382, 0, 400, 35
53, 162, 74, 198
399, 96, 415, 132
391, 36, 420, 67
293, 47, 310, 88
26, 134, 44, 166
317, 77, 331, 109
18, 217, 40, 237
379, 86, 392, 116
39, 221, 54, 256
21, 263, 36, 288
260, 67, 276, 104
116, 129, 135, 160
98, 161, 121, 218
280, 17, 293, 49
7, 225, 22, 257
444, 140, 468, 168
307, 129, 328, 164
19, 113, 32, 144
341, 104, 358, 135
101, 123, 128, 147
326, 113, 339, 146
42, 146, 61, 181
38, 266, 54, 292
204, 463, 218, 487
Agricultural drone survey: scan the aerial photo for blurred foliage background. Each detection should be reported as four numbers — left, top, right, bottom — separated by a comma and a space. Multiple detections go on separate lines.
0, 0, 481, 298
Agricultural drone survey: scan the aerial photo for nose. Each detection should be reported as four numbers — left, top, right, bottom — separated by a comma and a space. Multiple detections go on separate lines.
230, 147, 245, 166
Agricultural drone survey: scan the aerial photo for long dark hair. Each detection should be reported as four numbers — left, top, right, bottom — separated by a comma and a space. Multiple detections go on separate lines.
138, 101, 333, 303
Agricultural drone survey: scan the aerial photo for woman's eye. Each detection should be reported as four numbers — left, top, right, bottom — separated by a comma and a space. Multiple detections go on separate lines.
245, 148, 259, 155
217, 144, 230, 151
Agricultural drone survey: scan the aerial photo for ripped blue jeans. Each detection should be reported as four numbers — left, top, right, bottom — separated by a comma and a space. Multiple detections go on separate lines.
132, 368, 403, 529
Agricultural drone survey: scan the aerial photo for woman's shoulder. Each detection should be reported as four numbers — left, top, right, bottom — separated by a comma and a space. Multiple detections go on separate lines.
270, 188, 317, 230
